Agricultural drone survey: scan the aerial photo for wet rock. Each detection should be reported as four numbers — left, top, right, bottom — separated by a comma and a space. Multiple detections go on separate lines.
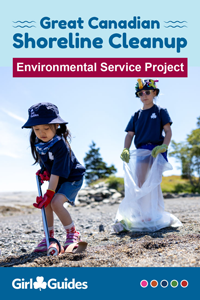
180, 193, 190, 198
94, 196, 103, 202
99, 225, 105, 232
21, 248, 27, 253
102, 190, 112, 198
163, 193, 176, 199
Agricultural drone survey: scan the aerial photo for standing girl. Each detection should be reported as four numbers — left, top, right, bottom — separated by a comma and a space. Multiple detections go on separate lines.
22, 102, 85, 252
114, 79, 182, 232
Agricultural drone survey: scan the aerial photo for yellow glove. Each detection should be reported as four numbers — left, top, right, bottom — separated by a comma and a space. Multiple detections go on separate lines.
120, 148, 130, 163
151, 144, 168, 158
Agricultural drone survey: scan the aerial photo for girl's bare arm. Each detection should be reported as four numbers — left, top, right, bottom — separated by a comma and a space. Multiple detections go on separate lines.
48, 174, 59, 191
124, 131, 135, 148
163, 123, 172, 146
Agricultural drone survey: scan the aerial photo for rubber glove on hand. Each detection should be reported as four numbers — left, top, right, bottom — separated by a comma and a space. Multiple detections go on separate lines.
33, 189, 55, 209
120, 148, 130, 163
36, 169, 50, 184
151, 144, 168, 158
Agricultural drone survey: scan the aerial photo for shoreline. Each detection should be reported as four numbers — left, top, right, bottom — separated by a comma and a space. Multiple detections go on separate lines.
0, 197, 200, 267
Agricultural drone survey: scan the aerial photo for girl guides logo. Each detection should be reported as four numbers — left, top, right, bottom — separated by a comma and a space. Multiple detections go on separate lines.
12, 276, 88, 290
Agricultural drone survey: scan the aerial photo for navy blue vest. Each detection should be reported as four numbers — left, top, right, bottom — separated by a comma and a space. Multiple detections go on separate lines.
125, 105, 172, 148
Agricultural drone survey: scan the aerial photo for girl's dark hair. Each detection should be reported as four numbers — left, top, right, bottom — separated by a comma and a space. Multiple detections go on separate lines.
30, 124, 71, 164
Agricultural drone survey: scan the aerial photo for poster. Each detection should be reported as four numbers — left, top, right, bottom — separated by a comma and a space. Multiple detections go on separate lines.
0, 0, 199, 299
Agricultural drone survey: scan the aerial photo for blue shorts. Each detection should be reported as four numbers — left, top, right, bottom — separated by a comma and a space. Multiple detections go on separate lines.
56, 178, 83, 206
138, 143, 168, 162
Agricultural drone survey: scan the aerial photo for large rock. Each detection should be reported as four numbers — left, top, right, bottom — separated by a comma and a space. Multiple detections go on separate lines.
88, 187, 113, 198
75, 182, 123, 206
102, 190, 112, 198
109, 189, 118, 194
94, 196, 104, 202
78, 190, 88, 197
77, 196, 88, 203
111, 192, 122, 200
179, 193, 190, 198
163, 193, 176, 199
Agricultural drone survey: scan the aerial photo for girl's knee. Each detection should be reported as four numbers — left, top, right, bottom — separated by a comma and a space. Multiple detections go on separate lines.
51, 197, 59, 210
50, 194, 66, 210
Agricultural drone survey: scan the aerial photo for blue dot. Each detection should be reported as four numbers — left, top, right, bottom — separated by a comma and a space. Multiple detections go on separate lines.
161, 280, 168, 288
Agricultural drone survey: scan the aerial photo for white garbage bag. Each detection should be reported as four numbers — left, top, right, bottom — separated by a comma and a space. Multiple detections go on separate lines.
115, 149, 182, 232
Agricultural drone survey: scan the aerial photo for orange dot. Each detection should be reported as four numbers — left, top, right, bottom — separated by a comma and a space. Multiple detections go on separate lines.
151, 280, 158, 288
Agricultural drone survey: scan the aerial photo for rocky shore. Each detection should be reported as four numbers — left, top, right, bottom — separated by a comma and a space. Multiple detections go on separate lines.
0, 184, 200, 267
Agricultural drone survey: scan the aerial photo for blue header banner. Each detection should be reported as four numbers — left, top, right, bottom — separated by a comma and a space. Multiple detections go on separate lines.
0, 0, 199, 66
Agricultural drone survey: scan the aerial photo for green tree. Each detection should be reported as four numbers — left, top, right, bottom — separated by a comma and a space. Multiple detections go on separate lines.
197, 116, 200, 128
84, 141, 117, 184
186, 127, 200, 189
170, 141, 190, 179
170, 118, 200, 191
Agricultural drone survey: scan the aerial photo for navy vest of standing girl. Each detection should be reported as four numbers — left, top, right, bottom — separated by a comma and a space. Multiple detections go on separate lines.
125, 104, 172, 161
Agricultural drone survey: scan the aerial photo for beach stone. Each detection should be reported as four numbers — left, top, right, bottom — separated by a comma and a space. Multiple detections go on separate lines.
77, 196, 88, 203
86, 199, 95, 205
163, 193, 176, 199
92, 188, 108, 196
77, 190, 88, 197
109, 189, 118, 194
103, 199, 110, 204
102, 190, 112, 198
93, 184, 100, 189
112, 192, 122, 199
182, 193, 190, 198
83, 187, 91, 190
94, 196, 103, 202
87, 190, 97, 196
99, 225, 105, 232
78, 203, 88, 207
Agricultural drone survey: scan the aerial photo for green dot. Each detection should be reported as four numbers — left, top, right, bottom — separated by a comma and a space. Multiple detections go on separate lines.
171, 280, 178, 288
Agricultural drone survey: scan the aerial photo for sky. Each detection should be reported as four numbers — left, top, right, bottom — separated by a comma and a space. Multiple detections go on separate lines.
0, 66, 199, 192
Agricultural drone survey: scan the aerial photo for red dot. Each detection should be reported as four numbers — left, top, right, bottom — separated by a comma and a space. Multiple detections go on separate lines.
181, 280, 188, 288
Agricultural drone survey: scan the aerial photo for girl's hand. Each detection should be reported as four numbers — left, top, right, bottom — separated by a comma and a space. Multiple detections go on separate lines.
36, 169, 50, 184
33, 189, 55, 209
151, 144, 168, 158
120, 148, 130, 163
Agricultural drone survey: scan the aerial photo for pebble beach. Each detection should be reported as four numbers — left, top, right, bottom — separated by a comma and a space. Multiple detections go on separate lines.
0, 191, 200, 267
